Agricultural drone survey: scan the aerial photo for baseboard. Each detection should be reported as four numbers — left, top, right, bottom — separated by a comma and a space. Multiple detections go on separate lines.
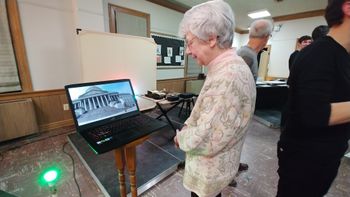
39, 119, 74, 132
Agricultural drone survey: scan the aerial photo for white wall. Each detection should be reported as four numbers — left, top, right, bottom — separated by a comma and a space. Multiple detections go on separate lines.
102, 0, 185, 80
268, 16, 327, 78
76, 0, 104, 32
18, 0, 187, 90
238, 33, 249, 48
17, 0, 326, 90
18, 0, 81, 90
232, 32, 243, 49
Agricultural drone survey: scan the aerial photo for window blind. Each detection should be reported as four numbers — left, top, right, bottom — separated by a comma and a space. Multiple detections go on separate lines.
0, 0, 21, 93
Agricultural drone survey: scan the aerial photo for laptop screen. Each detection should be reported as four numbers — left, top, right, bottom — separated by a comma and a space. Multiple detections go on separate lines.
65, 79, 140, 128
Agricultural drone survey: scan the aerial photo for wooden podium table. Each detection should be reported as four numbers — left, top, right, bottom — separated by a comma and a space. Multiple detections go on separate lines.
115, 96, 155, 197
114, 135, 149, 197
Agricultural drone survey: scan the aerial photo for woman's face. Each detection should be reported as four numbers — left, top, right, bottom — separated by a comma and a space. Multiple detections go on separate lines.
300, 39, 312, 48
185, 32, 211, 66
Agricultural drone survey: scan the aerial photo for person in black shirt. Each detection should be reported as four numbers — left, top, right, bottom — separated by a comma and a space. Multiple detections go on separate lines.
288, 35, 312, 71
277, 0, 350, 196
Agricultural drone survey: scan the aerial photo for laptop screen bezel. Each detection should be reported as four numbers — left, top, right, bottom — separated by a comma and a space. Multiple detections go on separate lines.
64, 79, 141, 132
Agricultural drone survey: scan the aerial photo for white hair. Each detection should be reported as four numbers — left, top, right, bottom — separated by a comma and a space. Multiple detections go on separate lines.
249, 19, 274, 38
178, 0, 235, 49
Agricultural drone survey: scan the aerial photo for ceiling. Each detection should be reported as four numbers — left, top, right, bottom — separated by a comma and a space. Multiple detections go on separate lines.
157, 0, 328, 31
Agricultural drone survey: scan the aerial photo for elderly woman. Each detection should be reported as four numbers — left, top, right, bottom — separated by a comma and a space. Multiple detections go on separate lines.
174, 1, 256, 197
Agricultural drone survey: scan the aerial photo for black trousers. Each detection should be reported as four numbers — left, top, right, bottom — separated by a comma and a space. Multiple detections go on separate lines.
276, 138, 348, 197
191, 192, 221, 197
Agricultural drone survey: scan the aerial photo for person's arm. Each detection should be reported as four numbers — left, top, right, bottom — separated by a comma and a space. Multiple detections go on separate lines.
329, 102, 350, 125
294, 59, 333, 127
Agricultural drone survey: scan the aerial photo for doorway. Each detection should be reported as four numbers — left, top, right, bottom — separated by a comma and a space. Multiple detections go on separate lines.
257, 45, 271, 81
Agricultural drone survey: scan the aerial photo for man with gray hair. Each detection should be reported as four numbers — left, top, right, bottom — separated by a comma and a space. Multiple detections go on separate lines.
237, 19, 273, 81
230, 19, 273, 185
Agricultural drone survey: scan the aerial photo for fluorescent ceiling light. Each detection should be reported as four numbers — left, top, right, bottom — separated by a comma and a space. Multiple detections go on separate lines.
248, 10, 271, 19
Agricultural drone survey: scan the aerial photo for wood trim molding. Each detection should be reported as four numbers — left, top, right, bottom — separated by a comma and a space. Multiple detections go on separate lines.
151, 31, 177, 38
39, 119, 74, 132
108, 3, 116, 34
0, 89, 74, 132
0, 88, 73, 133
273, 9, 325, 22
0, 89, 66, 101
157, 76, 197, 82
146, 0, 189, 13
235, 27, 249, 34
157, 66, 185, 70
6, 0, 33, 92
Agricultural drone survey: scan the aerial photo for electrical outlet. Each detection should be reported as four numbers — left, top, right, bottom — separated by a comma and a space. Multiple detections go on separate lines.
63, 104, 69, 111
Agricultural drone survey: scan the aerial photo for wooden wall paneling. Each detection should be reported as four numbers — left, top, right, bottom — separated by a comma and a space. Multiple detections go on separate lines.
0, 89, 74, 133
59, 94, 72, 120
37, 93, 74, 132
157, 79, 183, 93
273, 9, 324, 22
31, 97, 44, 126
0, 89, 65, 101
38, 95, 64, 125
156, 77, 197, 93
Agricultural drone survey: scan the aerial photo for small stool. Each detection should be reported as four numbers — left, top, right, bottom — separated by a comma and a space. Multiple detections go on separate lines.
178, 93, 196, 117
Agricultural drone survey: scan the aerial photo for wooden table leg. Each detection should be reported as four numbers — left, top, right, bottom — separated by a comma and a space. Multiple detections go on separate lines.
124, 146, 137, 197
114, 148, 126, 197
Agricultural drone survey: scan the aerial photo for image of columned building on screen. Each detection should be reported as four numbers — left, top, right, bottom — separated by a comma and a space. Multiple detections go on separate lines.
69, 82, 137, 126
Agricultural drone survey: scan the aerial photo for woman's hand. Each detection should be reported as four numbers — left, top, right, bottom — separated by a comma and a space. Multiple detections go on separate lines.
174, 135, 179, 148
174, 129, 180, 148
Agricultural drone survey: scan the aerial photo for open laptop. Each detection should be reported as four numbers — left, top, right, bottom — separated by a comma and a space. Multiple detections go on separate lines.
65, 79, 167, 154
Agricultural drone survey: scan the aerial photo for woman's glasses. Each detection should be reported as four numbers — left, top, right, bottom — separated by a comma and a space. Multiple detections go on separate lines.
185, 36, 197, 48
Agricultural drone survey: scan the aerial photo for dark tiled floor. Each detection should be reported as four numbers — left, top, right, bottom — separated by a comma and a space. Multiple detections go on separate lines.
0, 108, 349, 197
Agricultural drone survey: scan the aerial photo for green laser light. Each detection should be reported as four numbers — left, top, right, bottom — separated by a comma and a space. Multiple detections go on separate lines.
43, 170, 58, 183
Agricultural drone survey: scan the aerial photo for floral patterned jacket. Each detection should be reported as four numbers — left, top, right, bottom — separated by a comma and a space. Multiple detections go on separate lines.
177, 48, 256, 197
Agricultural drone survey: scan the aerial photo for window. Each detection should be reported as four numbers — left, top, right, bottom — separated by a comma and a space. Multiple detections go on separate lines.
108, 4, 150, 37
0, 0, 32, 93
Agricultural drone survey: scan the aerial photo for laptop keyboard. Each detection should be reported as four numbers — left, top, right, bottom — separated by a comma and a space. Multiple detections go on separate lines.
87, 114, 158, 144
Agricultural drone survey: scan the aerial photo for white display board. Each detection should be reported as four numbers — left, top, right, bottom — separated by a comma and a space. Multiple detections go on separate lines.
78, 31, 157, 95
